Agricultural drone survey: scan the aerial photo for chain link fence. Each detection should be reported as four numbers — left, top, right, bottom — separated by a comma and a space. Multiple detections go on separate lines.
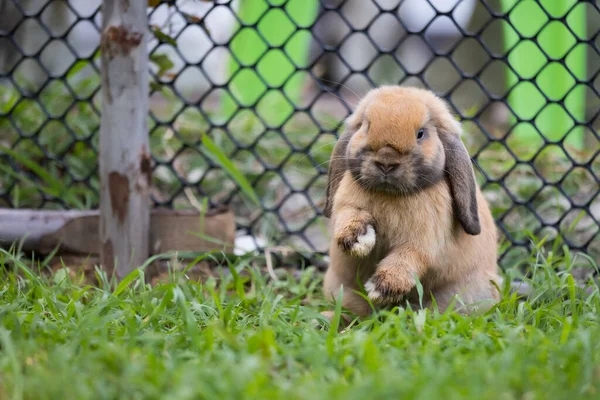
0, 0, 599, 268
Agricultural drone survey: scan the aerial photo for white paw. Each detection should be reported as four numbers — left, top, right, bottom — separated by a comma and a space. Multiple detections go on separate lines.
349, 224, 376, 257
364, 278, 382, 302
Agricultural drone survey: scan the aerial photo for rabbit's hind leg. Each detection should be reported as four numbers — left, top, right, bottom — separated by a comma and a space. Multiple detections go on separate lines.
419, 275, 500, 316
322, 250, 375, 320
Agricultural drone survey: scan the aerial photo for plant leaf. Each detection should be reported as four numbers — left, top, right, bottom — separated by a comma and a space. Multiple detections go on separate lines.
150, 27, 177, 47
148, 0, 175, 8
66, 60, 90, 80
113, 268, 140, 296
180, 12, 211, 35
0, 146, 63, 195
150, 53, 175, 78
200, 134, 260, 205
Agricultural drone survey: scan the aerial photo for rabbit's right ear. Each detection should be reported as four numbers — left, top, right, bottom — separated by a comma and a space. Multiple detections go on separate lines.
439, 130, 481, 236
323, 125, 354, 218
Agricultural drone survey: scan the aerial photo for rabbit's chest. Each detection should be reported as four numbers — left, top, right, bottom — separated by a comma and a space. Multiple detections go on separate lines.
365, 183, 453, 248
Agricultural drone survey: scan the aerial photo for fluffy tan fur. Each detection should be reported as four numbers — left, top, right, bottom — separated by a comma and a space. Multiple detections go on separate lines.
322, 85, 500, 319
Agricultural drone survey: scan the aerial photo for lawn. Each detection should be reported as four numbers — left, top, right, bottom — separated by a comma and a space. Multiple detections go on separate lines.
1, 239, 599, 400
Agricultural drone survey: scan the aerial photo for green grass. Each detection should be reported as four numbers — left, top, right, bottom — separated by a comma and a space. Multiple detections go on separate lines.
1, 240, 600, 400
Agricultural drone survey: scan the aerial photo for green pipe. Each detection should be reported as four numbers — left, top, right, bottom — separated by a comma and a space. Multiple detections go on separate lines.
501, 0, 586, 150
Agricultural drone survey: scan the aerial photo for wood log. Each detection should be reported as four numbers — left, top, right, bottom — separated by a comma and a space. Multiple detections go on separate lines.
0, 208, 235, 256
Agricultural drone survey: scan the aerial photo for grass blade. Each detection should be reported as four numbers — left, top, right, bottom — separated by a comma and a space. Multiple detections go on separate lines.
200, 134, 260, 205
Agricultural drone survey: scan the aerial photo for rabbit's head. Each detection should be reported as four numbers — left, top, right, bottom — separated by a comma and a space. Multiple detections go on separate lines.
323, 85, 481, 235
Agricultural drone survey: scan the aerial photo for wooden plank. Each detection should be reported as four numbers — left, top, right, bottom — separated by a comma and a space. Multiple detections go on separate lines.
0, 208, 235, 256
149, 208, 235, 254
99, 0, 150, 278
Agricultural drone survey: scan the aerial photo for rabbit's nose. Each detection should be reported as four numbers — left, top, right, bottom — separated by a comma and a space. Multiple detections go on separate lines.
375, 161, 399, 174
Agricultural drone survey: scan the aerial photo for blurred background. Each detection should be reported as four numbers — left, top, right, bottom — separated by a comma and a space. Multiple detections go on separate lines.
0, 0, 598, 269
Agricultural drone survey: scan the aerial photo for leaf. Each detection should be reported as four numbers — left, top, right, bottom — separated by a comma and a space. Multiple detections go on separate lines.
566, 210, 586, 234
149, 53, 175, 78
187, 230, 230, 248
66, 60, 90, 80
150, 26, 177, 47
180, 12, 204, 23
180, 12, 211, 35
200, 134, 260, 205
0, 146, 63, 195
567, 274, 578, 320
414, 272, 424, 309
113, 268, 140, 296
0, 152, 87, 209
149, 81, 164, 93
326, 285, 344, 354
0, 163, 55, 197
53, 268, 70, 286
414, 309, 427, 334
141, 288, 174, 329
559, 316, 572, 345
148, 0, 175, 7
0, 85, 19, 113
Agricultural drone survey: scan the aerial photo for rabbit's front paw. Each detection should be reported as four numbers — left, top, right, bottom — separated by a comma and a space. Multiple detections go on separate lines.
336, 222, 376, 258
364, 269, 412, 305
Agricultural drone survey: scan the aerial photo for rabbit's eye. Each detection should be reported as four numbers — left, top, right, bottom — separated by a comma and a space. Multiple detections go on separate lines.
416, 129, 425, 140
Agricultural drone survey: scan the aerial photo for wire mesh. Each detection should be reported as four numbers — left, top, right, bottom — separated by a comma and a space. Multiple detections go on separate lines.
0, 0, 599, 268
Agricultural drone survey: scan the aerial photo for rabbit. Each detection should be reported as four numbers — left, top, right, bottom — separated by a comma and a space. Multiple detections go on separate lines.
321, 85, 501, 320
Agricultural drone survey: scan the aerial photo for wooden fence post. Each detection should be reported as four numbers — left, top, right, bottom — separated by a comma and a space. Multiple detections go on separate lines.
99, 0, 150, 279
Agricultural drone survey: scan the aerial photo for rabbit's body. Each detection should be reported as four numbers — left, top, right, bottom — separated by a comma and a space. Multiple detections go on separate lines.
322, 85, 500, 318
324, 171, 498, 316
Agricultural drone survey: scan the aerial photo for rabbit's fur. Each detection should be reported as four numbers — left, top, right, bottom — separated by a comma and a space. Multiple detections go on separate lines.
322, 85, 500, 318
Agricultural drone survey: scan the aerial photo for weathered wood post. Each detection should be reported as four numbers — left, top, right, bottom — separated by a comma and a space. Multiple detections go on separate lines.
99, 0, 150, 279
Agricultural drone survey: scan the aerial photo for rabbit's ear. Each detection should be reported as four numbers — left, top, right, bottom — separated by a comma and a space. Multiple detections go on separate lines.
439, 130, 481, 235
323, 126, 354, 218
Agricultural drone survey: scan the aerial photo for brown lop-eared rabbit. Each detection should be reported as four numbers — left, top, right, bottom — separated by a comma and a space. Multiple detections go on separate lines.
322, 85, 501, 320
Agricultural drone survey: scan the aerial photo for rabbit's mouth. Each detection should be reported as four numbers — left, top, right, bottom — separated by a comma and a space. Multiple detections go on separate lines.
352, 171, 419, 196
351, 161, 444, 196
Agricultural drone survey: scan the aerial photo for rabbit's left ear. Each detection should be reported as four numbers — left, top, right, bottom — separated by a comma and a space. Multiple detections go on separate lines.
439, 126, 481, 235
323, 121, 358, 218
